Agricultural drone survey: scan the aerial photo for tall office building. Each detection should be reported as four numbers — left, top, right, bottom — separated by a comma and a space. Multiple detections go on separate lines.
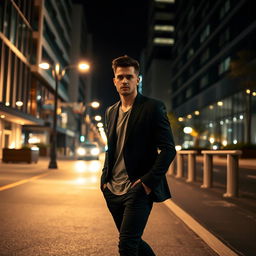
143, 0, 175, 110
0, 0, 93, 158
171, 0, 255, 148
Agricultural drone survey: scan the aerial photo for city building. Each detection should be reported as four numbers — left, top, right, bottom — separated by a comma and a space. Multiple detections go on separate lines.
144, 0, 256, 148
0, 0, 97, 159
171, 0, 255, 148
143, 0, 175, 111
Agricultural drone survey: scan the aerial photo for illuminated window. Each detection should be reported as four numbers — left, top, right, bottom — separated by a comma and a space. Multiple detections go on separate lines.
218, 57, 230, 75
154, 25, 175, 32
153, 37, 174, 45
200, 25, 210, 43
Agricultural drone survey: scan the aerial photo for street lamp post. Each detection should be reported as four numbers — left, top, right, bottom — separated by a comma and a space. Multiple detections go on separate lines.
39, 62, 90, 169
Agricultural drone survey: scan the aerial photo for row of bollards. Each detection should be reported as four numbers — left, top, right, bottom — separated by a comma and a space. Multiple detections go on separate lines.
168, 150, 242, 197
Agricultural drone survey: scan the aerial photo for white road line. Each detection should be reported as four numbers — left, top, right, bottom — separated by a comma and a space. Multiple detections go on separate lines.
164, 200, 239, 256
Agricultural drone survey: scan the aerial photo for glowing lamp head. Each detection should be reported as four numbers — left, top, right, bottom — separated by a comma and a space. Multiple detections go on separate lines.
78, 62, 90, 71
39, 62, 50, 70
91, 101, 100, 108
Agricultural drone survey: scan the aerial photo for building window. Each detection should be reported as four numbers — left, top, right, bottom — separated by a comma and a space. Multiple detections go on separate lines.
218, 57, 231, 75
219, 0, 230, 20
219, 27, 230, 47
185, 87, 193, 99
153, 37, 174, 45
200, 74, 209, 89
200, 25, 210, 43
200, 48, 210, 64
187, 48, 194, 59
154, 25, 175, 32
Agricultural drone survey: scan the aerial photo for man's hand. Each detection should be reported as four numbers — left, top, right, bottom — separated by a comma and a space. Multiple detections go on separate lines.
131, 179, 152, 195
102, 184, 107, 190
141, 182, 151, 195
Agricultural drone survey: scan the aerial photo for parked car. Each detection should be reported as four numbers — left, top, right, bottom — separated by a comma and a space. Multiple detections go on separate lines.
76, 142, 100, 160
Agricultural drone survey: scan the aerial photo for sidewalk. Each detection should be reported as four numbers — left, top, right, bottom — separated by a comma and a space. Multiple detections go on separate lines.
166, 170, 256, 256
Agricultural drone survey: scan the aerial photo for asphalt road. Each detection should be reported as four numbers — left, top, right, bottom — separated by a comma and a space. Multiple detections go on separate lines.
0, 157, 217, 256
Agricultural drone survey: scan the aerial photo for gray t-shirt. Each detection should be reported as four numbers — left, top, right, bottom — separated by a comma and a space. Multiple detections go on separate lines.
107, 106, 132, 195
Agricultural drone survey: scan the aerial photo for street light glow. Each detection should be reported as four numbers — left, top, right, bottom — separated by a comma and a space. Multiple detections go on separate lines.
95, 115, 102, 121
91, 101, 100, 108
97, 122, 103, 128
183, 127, 193, 134
16, 101, 23, 107
78, 62, 90, 71
39, 62, 50, 70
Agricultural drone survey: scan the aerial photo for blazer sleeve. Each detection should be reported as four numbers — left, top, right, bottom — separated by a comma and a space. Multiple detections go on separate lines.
100, 107, 110, 190
140, 101, 176, 189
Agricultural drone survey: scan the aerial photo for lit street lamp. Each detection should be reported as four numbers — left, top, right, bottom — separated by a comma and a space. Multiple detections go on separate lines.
39, 61, 90, 169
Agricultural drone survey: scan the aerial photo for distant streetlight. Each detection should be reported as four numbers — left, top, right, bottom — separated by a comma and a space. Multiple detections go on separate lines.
94, 115, 102, 121
183, 127, 193, 134
39, 61, 90, 169
97, 122, 103, 128
90, 101, 100, 108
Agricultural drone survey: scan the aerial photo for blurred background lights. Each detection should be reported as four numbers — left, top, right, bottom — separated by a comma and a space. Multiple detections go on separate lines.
183, 127, 193, 134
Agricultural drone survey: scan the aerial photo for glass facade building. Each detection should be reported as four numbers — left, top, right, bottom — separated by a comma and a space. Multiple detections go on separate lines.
0, 0, 94, 158
169, 0, 256, 148
145, 0, 256, 149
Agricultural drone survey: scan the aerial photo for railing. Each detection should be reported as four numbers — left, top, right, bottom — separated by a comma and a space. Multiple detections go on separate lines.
168, 150, 242, 198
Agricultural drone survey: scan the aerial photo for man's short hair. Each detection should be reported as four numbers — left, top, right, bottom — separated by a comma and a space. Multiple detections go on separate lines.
112, 55, 140, 75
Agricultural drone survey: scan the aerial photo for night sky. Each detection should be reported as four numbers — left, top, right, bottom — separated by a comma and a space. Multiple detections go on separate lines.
79, 0, 149, 115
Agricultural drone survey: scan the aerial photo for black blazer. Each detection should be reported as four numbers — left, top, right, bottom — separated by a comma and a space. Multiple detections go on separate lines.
101, 93, 176, 202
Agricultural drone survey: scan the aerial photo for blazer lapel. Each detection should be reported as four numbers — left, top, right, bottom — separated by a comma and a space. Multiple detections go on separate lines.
124, 93, 144, 145
107, 101, 120, 144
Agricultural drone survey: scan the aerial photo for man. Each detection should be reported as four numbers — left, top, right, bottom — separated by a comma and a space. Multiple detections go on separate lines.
101, 55, 176, 256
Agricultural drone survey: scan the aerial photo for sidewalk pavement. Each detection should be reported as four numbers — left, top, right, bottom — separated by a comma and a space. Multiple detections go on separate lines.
166, 164, 256, 256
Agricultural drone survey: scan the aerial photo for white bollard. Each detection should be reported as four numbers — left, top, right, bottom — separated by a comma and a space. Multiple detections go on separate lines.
187, 153, 196, 182
223, 154, 239, 197
201, 154, 213, 188
176, 153, 183, 178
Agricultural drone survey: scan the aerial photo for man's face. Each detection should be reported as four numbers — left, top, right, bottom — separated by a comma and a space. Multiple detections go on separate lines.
113, 66, 140, 97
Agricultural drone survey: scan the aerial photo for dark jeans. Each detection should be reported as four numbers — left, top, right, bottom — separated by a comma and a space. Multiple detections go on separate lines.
103, 182, 156, 256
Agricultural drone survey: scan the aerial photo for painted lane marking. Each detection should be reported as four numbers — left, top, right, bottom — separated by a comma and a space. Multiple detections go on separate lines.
0, 171, 52, 191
